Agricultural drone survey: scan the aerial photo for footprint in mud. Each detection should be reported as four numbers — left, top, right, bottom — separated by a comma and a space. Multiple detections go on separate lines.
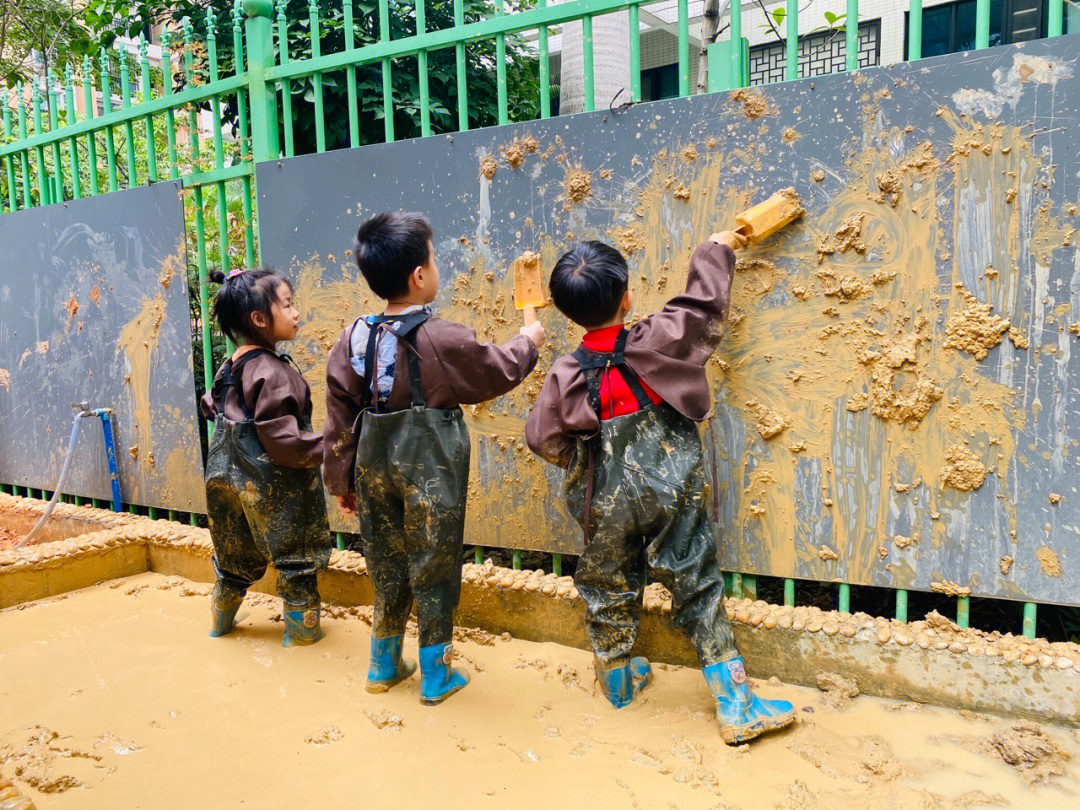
247, 640, 273, 668
362, 710, 403, 733
449, 734, 474, 752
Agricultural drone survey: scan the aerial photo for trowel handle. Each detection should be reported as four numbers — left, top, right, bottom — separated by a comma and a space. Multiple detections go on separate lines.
523, 305, 537, 325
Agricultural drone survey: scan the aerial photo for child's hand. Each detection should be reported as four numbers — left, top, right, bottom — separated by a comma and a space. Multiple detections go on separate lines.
710, 230, 749, 251
336, 493, 358, 518
520, 309, 546, 349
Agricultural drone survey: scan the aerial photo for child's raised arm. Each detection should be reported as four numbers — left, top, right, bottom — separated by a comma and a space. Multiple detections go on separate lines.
425, 320, 540, 405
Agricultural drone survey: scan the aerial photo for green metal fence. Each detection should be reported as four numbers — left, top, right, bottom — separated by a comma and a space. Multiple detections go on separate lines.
0, 0, 1072, 637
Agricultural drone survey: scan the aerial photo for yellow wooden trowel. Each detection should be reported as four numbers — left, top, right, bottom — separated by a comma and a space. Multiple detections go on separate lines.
734, 188, 805, 246
513, 251, 547, 324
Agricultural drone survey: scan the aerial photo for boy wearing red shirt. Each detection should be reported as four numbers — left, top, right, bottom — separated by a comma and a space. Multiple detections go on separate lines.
525, 234, 795, 744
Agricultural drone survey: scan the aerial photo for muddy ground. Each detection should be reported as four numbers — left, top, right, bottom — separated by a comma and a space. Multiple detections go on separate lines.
2, 572, 1078, 809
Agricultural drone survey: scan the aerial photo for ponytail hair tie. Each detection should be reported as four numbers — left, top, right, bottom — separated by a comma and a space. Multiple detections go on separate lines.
227, 268, 245, 280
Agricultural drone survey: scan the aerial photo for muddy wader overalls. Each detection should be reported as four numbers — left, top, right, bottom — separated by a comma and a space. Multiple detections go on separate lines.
567, 331, 795, 743
352, 312, 469, 705
204, 349, 332, 647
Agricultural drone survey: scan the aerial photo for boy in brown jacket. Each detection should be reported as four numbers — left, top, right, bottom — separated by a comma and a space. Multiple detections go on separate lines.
525, 233, 795, 744
324, 211, 545, 705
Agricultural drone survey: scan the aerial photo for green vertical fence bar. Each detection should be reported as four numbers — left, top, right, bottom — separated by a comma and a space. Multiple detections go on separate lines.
64, 67, 82, 200
474, 546, 484, 564
139, 37, 158, 184
495, 0, 508, 125
1, 89, 16, 212
169, 510, 180, 522
308, 0, 327, 152
895, 589, 908, 622
119, 50, 138, 188
677, 0, 689, 96
160, 33, 181, 180
81, 60, 100, 195
628, 3, 641, 103
148, 506, 158, 520
845, 0, 859, 71
783, 578, 795, 607
233, 3, 257, 268
742, 575, 757, 599
512, 549, 522, 570
731, 572, 744, 599
908, 0, 923, 60
552, 553, 562, 576
378, 0, 394, 142
99, 51, 119, 193
47, 79, 63, 203
1048, 0, 1063, 35
32, 83, 49, 205
417, 0, 431, 136
453, 0, 468, 131
276, 0, 295, 158
207, 9, 232, 279
245, 0, 280, 163
343, 0, 360, 147
538, 0, 551, 117
582, 16, 594, 112
975, 0, 990, 49
956, 596, 970, 628
838, 583, 850, 613
1023, 602, 1037, 638
16, 85, 32, 209
786, 0, 798, 80
730, 0, 742, 88
336, 531, 345, 551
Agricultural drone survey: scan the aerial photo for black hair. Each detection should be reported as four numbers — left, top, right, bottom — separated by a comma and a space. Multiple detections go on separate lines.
549, 241, 629, 328
353, 211, 434, 300
208, 266, 293, 346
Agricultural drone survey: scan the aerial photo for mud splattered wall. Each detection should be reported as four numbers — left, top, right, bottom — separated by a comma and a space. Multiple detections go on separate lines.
259, 37, 1080, 605
0, 182, 205, 512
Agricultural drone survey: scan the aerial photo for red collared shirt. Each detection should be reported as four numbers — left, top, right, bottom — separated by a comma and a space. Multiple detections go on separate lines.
580, 326, 663, 420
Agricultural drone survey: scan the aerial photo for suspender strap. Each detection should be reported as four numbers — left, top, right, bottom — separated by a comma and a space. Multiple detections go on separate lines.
359, 311, 432, 412
571, 329, 652, 419
213, 347, 277, 421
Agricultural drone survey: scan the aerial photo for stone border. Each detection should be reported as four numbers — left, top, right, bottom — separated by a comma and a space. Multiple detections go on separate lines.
2, 494, 1078, 725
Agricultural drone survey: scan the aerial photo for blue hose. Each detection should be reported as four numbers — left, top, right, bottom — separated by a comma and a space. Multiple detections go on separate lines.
95, 410, 122, 512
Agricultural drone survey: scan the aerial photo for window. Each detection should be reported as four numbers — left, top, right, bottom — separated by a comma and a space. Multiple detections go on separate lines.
747, 21, 881, 87
904, 0, 1052, 60
641, 65, 678, 102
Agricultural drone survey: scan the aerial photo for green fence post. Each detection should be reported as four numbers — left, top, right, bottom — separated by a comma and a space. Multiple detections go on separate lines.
895, 589, 908, 622
956, 596, 970, 628
378, 0, 395, 141
908, 0, 923, 60
1, 88, 16, 212
244, 0, 280, 162
730, 0, 743, 89
783, 578, 795, 606
975, 0, 990, 49
582, 16, 594, 112
838, 583, 850, 613
628, 3, 641, 103
742, 575, 757, 599
1022, 602, 1037, 638
785, 0, 798, 81
512, 549, 522, 570
1048, 0, 1064, 36
731, 572, 744, 599
552, 553, 562, 576
845, 0, 859, 71
336, 531, 345, 551
474, 546, 484, 565
677, 0, 689, 96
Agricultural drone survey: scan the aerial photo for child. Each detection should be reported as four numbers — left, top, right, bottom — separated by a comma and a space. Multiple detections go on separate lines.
201, 267, 332, 647
525, 234, 796, 744
324, 211, 545, 705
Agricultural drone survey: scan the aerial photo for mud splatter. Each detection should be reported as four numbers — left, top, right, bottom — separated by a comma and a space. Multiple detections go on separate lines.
812, 169, 826, 182
117, 295, 168, 463
944, 290, 1011, 360
521, 135, 539, 154
746, 399, 790, 439
783, 128, 801, 143
479, 155, 498, 180
1035, 547, 1061, 578
730, 88, 769, 119
984, 721, 1071, 784
1000, 555, 1014, 575
816, 213, 867, 263
940, 444, 988, 491
89, 286, 101, 304
562, 166, 593, 207
680, 144, 698, 163
931, 580, 971, 597
611, 222, 646, 257
501, 140, 526, 169
64, 294, 79, 319
0, 368, 10, 392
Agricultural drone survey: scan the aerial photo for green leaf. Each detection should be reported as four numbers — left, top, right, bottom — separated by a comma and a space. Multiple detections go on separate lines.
772, 6, 786, 25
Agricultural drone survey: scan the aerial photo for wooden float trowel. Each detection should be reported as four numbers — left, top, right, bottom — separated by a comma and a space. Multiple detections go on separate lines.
513, 251, 547, 323
734, 188, 804, 246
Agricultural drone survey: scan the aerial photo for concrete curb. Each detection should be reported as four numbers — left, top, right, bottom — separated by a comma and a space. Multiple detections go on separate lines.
2, 494, 1078, 725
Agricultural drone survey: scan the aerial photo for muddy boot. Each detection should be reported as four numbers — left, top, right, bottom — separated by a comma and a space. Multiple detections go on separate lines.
366, 635, 417, 693
282, 607, 324, 647
595, 656, 653, 709
418, 643, 469, 705
703, 656, 795, 744
209, 583, 245, 638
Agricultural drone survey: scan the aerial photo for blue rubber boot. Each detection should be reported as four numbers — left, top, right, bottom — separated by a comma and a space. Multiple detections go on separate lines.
282, 607, 324, 647
209, 583, 244, 638
595, 656, 654, 709
703, 656, 795, 744
418, 643, 469, 705
366, 635, 417, 693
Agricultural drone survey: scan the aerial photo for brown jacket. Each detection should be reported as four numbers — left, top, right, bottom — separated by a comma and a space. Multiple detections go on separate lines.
525, 240, 735, 468
200, 351, 323, 469
323, 316, 539, 496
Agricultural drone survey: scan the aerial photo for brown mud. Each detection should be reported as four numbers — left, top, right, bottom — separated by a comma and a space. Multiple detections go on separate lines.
2, 573, 1079, 809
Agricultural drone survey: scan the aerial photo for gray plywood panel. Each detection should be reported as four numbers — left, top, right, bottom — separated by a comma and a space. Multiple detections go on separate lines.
258, 36, 1080, 603
0, 182, 205, 511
